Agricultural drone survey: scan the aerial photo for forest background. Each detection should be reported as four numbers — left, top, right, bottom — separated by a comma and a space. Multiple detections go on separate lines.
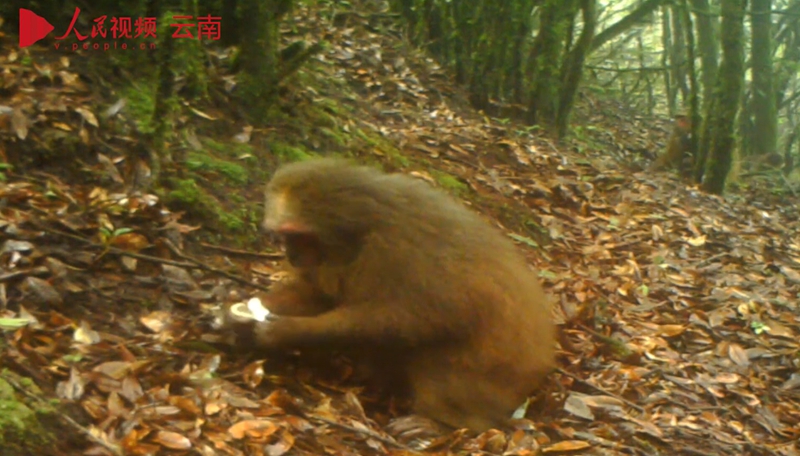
0, 0, 799, 455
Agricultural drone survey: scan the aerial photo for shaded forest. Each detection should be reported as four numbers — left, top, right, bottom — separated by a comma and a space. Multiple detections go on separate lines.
0, 0, 799, 455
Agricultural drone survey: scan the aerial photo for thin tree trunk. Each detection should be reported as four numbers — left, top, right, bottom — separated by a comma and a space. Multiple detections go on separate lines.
750, 0, 777, 157
690, 0, 720, 110
556, 0, 596, 138
701, 0, 747, 194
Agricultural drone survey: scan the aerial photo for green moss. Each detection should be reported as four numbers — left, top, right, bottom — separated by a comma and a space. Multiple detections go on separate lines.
230, 193, 247, 205
0, 162, 11, 181
0, 376, 56, 454
315, 97, 352, 116
202, 139, 255, 159
122, 83, 157, 135
318, 127, 349, 147
522, 217, 547, 237
271, 141, 318, 162
185, 152, 249, 185
219, 210, 247, 232
306, 105, 339, 129
391, 153, 411, 168
167, 179, 205, 206
164, 179, 257, 243
353, 129, 410, 167
431, 170, 468, 195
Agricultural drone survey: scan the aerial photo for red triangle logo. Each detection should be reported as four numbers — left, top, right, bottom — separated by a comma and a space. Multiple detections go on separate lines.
19, 9, 55, 48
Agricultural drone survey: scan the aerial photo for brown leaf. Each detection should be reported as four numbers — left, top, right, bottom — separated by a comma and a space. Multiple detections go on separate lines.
107, 391, 129, 418
96, 153, 124, 184
563, 393, 594, 420
228, 419, 280, 439
11, 107, 28, 139
242, 360, 266, 388
169, 395, 203, 416
74, 106, 99, 127
120, 376, 144, 403
73, 320, 101, 345
727, 343, 750, 367
762, 318, 795, 338
161, 265, 199, 292
543, 440, 592, 452
656, 324, 686, 337
153, 431, 192, 450
110, 232, 150, 251
20, 276, 63, 306
140, 310, 172, 333
56, 367, 86, 400
93, 361, 135, 379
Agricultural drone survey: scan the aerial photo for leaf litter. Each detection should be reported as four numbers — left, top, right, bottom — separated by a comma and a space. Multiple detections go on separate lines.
1, 2, 799, 456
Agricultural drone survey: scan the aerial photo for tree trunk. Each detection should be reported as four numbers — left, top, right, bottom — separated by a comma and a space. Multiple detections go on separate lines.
701, 0, 747, 194
661, 6, 675, 115
690, 0, 720, 110
556, 0, 596, 138
750, 0, 777, 157
669, 3, 690, 104
590, 0, 667, 52
680, 0, 700, 168
527, 0, 578, 127
238, 0, 292, 123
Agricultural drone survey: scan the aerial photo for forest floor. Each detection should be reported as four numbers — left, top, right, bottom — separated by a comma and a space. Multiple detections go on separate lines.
1, 1, 799, 455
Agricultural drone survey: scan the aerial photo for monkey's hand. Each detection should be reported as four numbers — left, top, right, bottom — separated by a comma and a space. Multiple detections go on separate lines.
221, 298, 279, 347
250, 316, 295, 348
219, 297, 303, 350
259, 280, 336, 317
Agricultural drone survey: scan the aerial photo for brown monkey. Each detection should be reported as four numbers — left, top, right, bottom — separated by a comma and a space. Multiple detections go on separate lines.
751, 152, 783, 170
238, 158, 555, 432
650, 115, 692, 172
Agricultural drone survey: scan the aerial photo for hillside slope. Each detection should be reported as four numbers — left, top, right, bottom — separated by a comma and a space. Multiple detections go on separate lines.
0, 1, 798, 455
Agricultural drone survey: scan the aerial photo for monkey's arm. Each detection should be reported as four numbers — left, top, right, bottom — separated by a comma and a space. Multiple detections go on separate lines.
252, 303, 464, 349
261, 278, 336, 317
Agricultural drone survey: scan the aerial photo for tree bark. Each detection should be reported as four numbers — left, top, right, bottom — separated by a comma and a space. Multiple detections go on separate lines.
700, 0, 747, 193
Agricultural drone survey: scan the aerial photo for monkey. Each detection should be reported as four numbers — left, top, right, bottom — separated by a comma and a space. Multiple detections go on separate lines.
230, 158, 556, 432
650, 115, 692, 172
751, 152, 783, 170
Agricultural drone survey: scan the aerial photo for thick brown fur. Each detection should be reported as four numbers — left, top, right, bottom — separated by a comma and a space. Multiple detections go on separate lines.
650, 115, 692, 172
247, 158, 556, 432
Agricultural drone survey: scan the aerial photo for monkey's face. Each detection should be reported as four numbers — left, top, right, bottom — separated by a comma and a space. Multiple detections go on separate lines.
263, 189, 307, 234
263, 189, 320, 268
284, 232, 324, 269
262, 160, 378, 268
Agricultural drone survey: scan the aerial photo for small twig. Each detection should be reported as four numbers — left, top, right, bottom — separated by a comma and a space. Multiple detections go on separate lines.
159, 238, 275, 292
557, 368, 645, 412
274, 42, 324, 87
2, 372, 124, 456
695, 251, 729, 268
0, 266, 50, 283
309, 415, 413, 451
42, 227, 272, 293
198, 242, 284, 260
